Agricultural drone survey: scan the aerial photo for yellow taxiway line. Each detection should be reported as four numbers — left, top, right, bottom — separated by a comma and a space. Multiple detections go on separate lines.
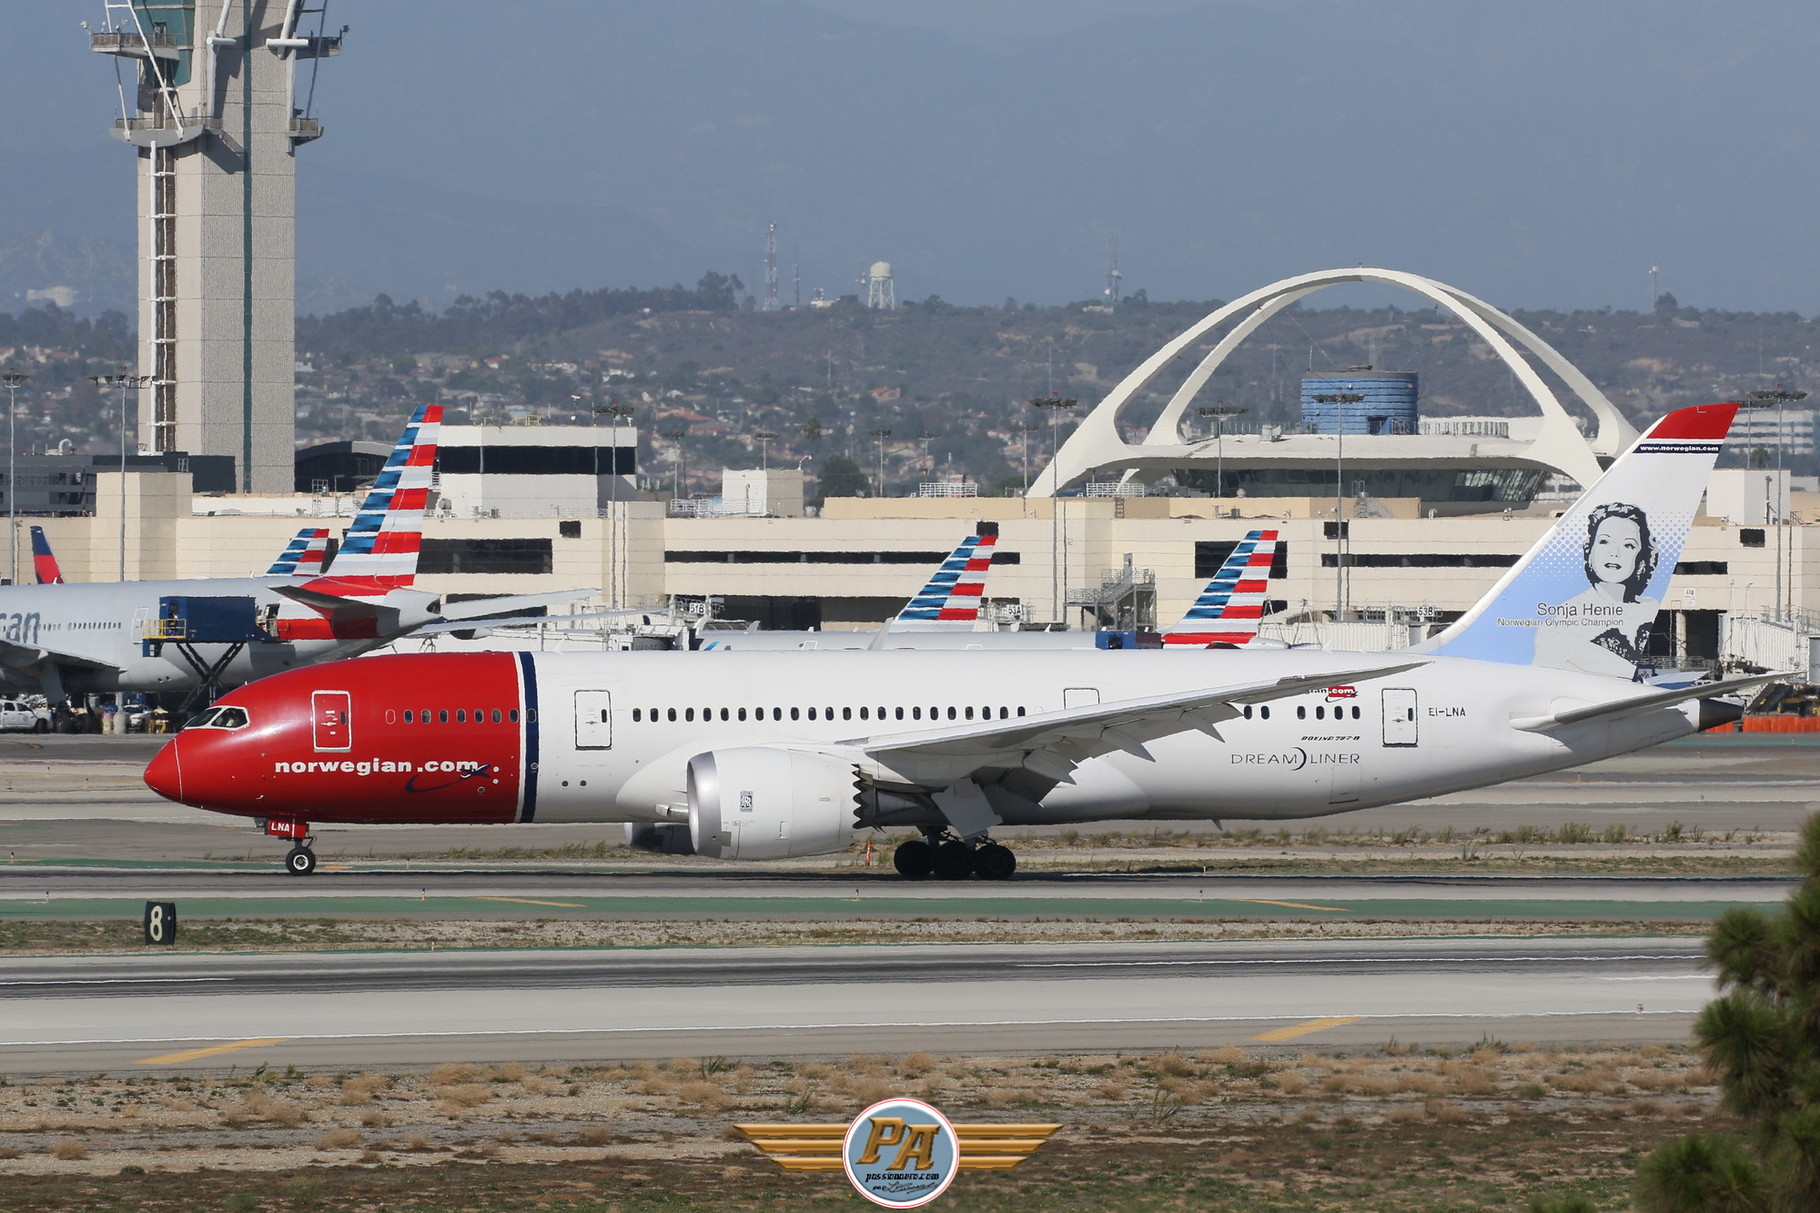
1249, 1016, 1364, 1042
134, 1037, 292, 1065
473, 896, 587, 909
1232, 898, 1350, 912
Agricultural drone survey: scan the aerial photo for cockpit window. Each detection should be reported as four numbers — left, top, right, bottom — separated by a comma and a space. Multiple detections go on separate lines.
186, 706, 250, 730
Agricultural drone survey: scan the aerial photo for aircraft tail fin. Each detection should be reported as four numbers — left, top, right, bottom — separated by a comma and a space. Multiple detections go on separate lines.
1163, 529, 1277, 647
266, 527, 331, 577
1419, 402, 1740, 676
890, 522, 999, 630
29, 526, 64, 585
319, 401, 442, 587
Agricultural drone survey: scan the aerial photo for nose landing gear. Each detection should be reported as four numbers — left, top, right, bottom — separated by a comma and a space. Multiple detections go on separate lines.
891, 833, 1017, 881
263, 818, 317, 876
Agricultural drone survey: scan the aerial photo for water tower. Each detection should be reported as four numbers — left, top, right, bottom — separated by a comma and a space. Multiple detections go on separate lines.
864, 261, 895, 310
87, 1, 342, 493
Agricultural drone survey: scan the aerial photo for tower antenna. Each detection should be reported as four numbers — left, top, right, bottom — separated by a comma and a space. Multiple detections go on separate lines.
1104, 235, 1122, 303
762, 222, 780, 312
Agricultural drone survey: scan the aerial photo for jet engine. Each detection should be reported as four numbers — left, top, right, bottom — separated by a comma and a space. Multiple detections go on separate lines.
687, 747, 863, 860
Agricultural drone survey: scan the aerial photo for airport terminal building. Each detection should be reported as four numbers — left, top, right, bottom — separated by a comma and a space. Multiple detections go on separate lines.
14, 268, 1817, 673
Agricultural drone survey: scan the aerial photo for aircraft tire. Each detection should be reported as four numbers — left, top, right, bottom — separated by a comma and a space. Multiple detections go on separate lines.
931, 840, 975, 881
285, 846, 318, 876
893, 839, 935, 880
974, 843, 1016, 881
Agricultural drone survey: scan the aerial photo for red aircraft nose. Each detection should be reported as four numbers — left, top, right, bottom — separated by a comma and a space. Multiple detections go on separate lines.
143, 739, 183, 802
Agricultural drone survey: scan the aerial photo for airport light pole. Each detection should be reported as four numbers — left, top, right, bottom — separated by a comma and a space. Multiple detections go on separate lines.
90, 373, 151, 582
917, 430, 940, 486
659, 428, 687, 504
1196, 404, 1247, 503
596, 403, 636, 610
1030, 395, 1078, 624
752, 430, 778, 473
1747, 388, 1807, 620
1, 369, 28, 585
1312, 390, 1363, 620
1012, 421, 1040, 494
867, 428, 893, 498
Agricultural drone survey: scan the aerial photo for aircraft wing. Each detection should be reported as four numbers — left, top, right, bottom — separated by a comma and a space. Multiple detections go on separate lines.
1510, 671, 1790, 732
852, 660, 1427, 789
0, 637, 120, 673
437, 590, 601, 622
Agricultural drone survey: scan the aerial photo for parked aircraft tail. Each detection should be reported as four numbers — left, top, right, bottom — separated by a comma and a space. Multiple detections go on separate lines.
890, 522, 999, 629
266, 527, 331, 577
29, 526, 63, 585
318, 401, 442, 587
1420, 402, 1740, 677
1162, 529, 1277, 647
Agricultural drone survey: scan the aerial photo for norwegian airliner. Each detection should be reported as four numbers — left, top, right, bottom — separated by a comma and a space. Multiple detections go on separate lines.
144, 403, 1773, 879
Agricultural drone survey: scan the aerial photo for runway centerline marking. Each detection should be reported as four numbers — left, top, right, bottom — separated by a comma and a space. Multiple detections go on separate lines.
1250, 1016, 1364, 1042
134, 1037, 291, 1065
1014, 953, 1702, 969
472, 896, 586, 909
1232, 899, 1350, 912
0, 978, 229, 988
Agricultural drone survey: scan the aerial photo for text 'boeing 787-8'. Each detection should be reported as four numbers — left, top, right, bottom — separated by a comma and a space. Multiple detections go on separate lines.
144, 403, 1774, 878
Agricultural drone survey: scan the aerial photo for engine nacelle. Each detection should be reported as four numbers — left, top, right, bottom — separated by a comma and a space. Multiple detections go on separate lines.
687, 746, 863, 860
624, 822, 695, 855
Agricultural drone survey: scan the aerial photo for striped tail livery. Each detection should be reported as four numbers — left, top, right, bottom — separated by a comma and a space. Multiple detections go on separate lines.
316, 400, 441, 588
266, 527, 332, 577
29, 526, 64, 585
892, 522, 999, 629
1162, 529, 1278, 647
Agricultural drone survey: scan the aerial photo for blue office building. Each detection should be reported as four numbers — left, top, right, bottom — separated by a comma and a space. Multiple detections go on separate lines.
1300, 370, 1419, 435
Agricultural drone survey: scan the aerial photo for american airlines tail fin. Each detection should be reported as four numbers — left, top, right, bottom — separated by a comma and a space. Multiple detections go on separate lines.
890, 523, 999, 630
1420, 402, 1740, 677
29, 527, 63, 585
266, 527, 331, 577
319, 402, 442, 588
1163, 529, 1277, 647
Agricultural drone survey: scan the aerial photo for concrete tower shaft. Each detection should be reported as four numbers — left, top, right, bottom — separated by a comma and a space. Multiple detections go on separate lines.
90, 2, 342, 494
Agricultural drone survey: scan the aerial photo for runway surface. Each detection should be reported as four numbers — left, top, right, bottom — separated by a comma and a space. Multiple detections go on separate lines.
0, 936, 1712, 1074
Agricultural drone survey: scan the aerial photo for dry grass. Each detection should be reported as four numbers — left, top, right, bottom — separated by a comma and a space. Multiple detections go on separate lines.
314, 1129, 361, 1150
49, 1139, 86, 1161
234, 1090, 307, 1128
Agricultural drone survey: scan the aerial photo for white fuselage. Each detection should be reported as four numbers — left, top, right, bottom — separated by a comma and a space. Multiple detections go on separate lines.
514, 649, 1692, 826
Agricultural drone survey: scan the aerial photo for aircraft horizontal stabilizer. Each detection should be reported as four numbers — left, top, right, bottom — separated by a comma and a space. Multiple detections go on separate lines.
436, 590, 601, 623
274, 584, 394, 622
1509, 671, 1789, 732
857, 660, 1427, 789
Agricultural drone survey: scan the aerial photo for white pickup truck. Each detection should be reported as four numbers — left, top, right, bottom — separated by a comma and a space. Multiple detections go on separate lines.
0, 700, 52, 733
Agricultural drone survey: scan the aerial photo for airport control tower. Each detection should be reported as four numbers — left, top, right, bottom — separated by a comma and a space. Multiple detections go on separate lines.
88, 2, 342, 493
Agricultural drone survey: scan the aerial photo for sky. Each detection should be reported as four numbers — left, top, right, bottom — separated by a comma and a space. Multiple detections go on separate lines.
6, 1, 1820, 316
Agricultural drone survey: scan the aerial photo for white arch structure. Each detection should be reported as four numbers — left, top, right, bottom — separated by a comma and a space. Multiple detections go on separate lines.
1029, 267, 1639, 497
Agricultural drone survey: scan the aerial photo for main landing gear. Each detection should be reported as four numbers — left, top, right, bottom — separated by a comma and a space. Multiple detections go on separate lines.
263, 819, 317, 876
893, 833, 1017, 882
